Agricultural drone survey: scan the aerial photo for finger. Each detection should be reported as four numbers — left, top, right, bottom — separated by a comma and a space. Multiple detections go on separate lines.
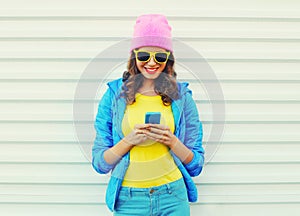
134, 124, 151, 130
135, 129, 147, 134
145, 131, 166, 141
148, 124, 170, 131
148, 127, 162, 134
158, 135, 171, 142
148, 127, 171, 137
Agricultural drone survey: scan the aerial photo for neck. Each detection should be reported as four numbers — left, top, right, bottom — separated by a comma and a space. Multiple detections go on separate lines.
138, 79, 157, 95
142, 78, 155, 89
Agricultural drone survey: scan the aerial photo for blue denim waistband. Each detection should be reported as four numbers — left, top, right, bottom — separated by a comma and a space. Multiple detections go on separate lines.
119, 178, 185, 196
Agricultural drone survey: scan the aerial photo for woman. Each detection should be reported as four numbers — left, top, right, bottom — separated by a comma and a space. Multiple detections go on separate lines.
92, 14, 204, 216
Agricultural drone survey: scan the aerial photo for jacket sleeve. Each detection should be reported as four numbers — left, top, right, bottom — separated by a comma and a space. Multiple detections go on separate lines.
182, 91, 205, 177
92, 88, 116, 174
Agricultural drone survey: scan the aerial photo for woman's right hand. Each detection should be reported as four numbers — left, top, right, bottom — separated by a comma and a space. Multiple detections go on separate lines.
123, 124, 150, 146
104, 124, 150, 165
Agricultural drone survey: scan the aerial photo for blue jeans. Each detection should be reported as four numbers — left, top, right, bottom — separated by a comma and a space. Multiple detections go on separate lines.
113, 178, 190, 216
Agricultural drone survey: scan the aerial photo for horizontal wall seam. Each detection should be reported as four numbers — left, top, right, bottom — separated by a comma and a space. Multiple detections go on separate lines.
0, 141, 297, 145
0, 201, 299, 205
1, 79, 299, 84
1, 161, 300, 165
1, 37, 300, 42
0, 16, 300, 22
1, 182, 300, 186
1, 58, 300, 63
0, 100, 298, 104
0, 120, 299, 124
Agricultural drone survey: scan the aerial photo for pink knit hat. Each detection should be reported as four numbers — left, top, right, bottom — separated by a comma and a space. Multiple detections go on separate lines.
130, 14, 173, 52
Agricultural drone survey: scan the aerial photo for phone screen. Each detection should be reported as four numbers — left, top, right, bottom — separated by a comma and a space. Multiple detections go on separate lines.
145, 112, 161, 124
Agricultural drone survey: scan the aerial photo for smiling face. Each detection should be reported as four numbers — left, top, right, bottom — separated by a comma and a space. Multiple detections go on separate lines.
135, 46, 168, 80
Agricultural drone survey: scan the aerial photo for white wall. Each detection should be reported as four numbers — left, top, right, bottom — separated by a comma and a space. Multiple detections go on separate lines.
0, 0, 300, 215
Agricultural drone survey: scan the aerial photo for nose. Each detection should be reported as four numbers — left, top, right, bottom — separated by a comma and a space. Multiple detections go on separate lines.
147, 56, 156, 65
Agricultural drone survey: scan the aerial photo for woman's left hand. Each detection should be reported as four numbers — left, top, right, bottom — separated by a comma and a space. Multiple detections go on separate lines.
145, 124, 194, 164
144, 124, 177, 148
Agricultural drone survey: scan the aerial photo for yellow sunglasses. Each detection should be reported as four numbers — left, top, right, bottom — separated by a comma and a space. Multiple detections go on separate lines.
133, 50, 170, 64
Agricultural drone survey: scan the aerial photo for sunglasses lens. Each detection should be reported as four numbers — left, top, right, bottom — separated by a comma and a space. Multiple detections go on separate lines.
155, 52, 168, 63
135, 51, 169, 63
136, 51, 151, 62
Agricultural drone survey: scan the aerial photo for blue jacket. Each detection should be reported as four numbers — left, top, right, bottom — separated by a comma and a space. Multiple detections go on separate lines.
92, 78, 205, 212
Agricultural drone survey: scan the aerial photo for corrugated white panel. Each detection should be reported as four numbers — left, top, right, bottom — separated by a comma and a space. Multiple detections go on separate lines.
1, 204, 300, 216
1, 61, 300, 80
0, 123, 299, 142
0, 82, 299, 101
1, 103, 299, 122
1, 163, 300, 184
1, 0, 300, 215
1, 143, 300, 163
1, 20, 300, 38
1, 41, 299, 59
0, 0, 300, 18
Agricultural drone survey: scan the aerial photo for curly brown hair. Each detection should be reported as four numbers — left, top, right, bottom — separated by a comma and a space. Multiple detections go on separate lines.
121, 51, 179, 106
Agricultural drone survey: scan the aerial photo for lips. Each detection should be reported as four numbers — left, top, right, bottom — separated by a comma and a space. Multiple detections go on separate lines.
144, 67, 159, 74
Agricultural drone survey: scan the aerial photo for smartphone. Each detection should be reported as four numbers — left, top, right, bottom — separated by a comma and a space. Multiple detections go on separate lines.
145, 112, 161, 124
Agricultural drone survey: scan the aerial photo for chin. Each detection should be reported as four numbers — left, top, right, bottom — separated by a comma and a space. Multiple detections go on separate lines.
142, 73, 161, 80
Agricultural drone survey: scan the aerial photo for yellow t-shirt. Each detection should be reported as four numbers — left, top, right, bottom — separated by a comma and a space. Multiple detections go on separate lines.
121, 93, 182, 188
